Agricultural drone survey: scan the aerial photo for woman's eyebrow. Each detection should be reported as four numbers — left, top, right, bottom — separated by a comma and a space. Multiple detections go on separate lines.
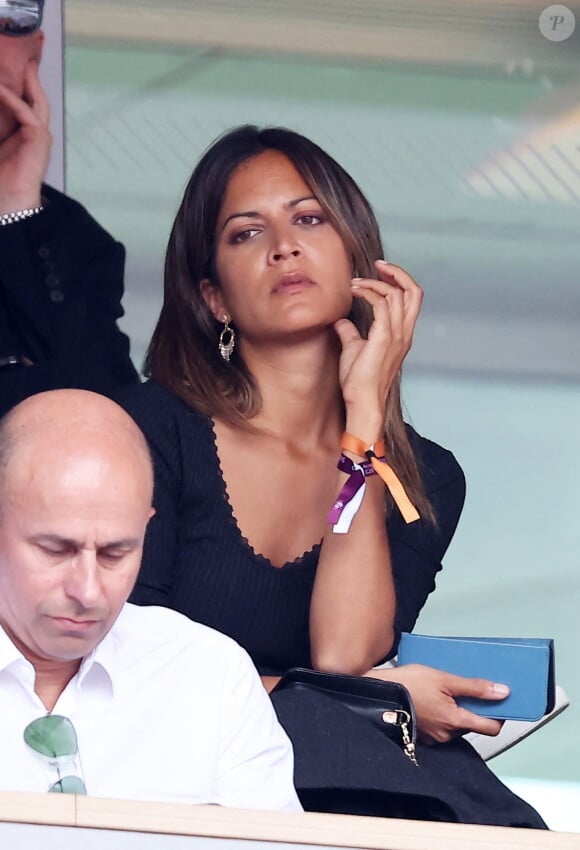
221, 210, 259, 231
220, 196, 318, 232
286, 195, 318, 209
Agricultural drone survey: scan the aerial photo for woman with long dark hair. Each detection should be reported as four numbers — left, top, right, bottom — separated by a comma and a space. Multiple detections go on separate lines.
119, 125, 545, 828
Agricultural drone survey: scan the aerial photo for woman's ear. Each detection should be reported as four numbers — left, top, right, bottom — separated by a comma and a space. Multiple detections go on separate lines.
200, 279, 228, 322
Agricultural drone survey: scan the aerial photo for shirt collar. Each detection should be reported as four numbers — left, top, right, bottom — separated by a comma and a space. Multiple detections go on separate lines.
77, 622, 118, 695
0, 624, 28, 674
0, 617, 119, 697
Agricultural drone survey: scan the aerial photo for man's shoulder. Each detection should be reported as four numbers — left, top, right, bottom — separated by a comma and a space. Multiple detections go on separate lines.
113, 603, 248, 663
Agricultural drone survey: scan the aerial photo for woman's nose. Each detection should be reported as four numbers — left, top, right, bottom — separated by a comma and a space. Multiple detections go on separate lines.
268, 227, 302, 263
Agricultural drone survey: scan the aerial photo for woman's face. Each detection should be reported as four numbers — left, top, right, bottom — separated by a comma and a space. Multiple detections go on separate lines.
206, 150, 353, 343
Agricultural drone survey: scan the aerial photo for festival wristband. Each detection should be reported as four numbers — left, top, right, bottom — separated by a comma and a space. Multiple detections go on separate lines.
327, 455, 373, 534
340, 433, 420, 525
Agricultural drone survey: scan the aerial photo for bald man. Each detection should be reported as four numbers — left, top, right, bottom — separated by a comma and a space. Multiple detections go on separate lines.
0, 2, 138, 417
0, 389, 300, 809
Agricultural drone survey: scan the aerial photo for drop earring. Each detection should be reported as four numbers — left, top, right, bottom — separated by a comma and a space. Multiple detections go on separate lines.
218, 316, 235, 362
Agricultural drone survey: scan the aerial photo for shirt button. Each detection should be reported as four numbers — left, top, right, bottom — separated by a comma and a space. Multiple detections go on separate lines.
50, 289, 64, 303
45, 273, 60, 287
38, 246, 50, 259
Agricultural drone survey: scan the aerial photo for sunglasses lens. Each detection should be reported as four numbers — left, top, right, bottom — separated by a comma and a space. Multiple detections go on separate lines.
49, 776, 87, 795
24, 715, 78, 758
0, 1, 42, 36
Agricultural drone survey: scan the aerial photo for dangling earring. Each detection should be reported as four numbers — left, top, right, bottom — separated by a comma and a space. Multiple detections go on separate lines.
218, 316, 235, 362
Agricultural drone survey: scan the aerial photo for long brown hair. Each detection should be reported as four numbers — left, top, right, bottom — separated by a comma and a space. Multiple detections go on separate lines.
146, 125, 433, 521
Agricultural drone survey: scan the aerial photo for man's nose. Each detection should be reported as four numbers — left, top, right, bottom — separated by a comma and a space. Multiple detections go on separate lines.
64, 552, 102, 608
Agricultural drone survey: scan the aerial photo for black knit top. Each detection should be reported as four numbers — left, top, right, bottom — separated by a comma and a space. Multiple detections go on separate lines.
119, 380, 466, 676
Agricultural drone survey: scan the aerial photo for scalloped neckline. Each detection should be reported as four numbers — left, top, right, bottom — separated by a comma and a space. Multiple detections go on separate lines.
208, 418, 322, 570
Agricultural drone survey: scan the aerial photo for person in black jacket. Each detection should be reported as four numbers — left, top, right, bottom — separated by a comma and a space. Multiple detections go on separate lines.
0, 1, 138, 416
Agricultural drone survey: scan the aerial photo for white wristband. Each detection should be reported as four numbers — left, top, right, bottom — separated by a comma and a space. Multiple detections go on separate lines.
0, 206, 44, 226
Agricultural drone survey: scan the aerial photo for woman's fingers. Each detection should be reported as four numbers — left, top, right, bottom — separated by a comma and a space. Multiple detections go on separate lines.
377, 664, 509, 744
334, 317, 362, 348
431, 673, 508, 739
453, 708, 503, 738
351, 280, 407, 349
352, 262, 422, 331
376, 260, 423, 331
338, 262, 423, 416
375, 260, 423, 300
444, 672, 510, 703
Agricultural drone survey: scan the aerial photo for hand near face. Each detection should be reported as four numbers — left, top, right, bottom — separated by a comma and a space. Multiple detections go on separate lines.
0, 60, 51, 214
334, 261, 423, 443
365, 664, 506, 745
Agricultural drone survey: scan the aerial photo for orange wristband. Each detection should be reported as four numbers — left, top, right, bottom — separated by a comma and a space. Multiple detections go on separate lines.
341, 432, 386, 459
340, 433, 420, 524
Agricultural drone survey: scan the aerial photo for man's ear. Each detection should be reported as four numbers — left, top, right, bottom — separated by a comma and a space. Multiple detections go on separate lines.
200, 279, 228, 322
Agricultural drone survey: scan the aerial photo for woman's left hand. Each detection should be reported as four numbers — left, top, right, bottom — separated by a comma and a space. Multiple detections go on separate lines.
334, 261, 423, 442
365, 664, 506, 745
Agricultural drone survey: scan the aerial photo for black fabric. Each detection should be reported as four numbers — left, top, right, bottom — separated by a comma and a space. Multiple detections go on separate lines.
273, 668, 417, 748
272, 687, 547, 828
119, 379, 466, 674
118, 379, 546, 828
0, 184, 138, 417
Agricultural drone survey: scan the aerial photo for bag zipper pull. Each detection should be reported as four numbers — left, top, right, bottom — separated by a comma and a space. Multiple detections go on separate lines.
381, 709, 419, 767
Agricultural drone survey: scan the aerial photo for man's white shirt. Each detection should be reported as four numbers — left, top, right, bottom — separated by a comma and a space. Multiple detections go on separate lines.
0, 603, 301, 810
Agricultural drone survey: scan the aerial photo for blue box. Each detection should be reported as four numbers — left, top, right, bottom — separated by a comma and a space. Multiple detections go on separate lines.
397, 634, 555, 721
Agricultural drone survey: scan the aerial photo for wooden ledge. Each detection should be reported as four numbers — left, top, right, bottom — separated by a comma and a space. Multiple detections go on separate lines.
0, 791, 578, 850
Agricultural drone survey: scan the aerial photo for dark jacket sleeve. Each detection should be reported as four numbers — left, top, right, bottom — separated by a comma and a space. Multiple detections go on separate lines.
0, 184, 138, 415
387, 427, 466, 657
117, 381, 184, 607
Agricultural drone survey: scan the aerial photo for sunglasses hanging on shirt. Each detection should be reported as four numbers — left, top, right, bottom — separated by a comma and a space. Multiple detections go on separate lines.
0, 0, 44, 37
24, 714, 87, 795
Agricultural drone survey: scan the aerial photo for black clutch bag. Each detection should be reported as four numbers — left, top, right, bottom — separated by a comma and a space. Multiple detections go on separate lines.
273, 667, 418, 766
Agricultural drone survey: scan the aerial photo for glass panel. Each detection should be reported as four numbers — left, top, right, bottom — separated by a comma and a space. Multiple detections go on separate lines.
63, 0, 580, 824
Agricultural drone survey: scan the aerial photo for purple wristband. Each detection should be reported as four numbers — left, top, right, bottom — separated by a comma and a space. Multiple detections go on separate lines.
327, 453, 384, 530
337, 454, 376, 478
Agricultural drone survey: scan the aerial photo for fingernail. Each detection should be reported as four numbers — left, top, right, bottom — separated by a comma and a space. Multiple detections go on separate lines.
351, 277, 362, 281
493, 683, 510, 697
377, 259, 389, 265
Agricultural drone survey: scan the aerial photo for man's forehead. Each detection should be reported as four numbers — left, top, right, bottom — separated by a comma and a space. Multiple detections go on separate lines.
1, 451, 152, 521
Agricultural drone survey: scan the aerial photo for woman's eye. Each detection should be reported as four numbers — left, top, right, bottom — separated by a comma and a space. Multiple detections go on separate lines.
230, 228, 260, 244
295, 214, 324, 226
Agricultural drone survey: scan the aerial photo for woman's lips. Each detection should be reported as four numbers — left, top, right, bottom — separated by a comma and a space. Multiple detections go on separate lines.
272, 273, 315, 294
